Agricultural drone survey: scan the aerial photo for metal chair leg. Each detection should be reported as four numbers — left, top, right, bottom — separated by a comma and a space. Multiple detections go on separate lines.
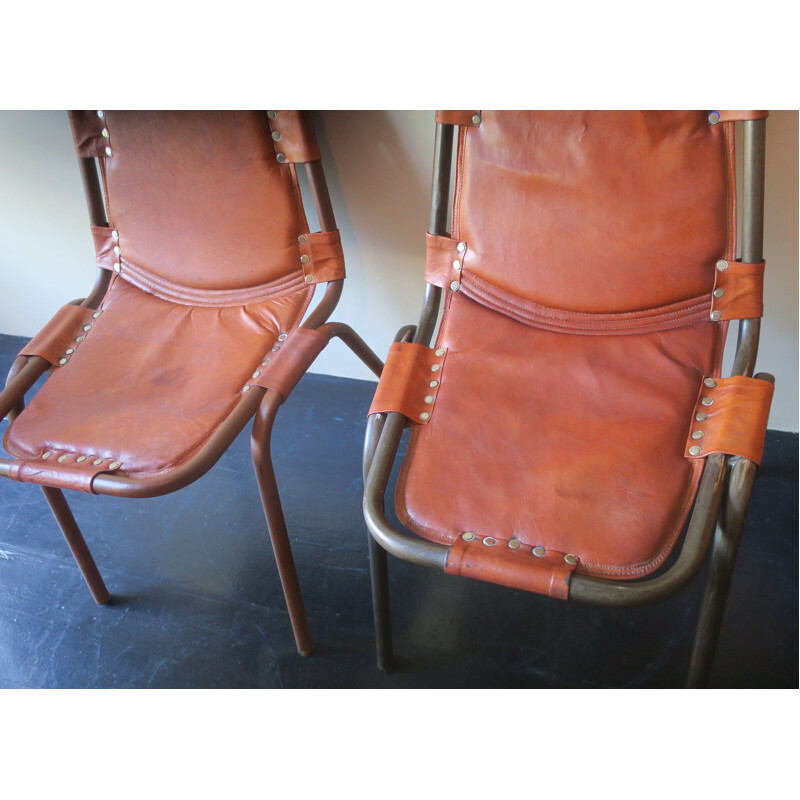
368, 532, 394, 671
251, 391, 314, 656
40, 486, 110, 604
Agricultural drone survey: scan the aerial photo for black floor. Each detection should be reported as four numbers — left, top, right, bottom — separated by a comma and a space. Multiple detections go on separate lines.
0, 333, 796, 689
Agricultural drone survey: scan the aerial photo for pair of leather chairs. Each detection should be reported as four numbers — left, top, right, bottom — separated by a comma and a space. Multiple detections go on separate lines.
0, 110, 774, 687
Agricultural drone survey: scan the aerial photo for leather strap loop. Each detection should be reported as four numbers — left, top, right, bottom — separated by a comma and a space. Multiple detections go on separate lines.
268, 111, 321, 163
91, 225, 117, 272
435, 111, 482, 126
68, 110, 112, 158
8, 451, 122, 493
250, 328, 329, 401
685, 376, 774, 466
425, 233, 465, 289
19, 305, 96, 366
299, 230, 346, 284
711, 259, 765, 320
708, 110, 769, 124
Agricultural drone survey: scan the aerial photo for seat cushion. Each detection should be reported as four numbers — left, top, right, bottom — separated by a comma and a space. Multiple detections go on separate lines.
4, 277, 311, 478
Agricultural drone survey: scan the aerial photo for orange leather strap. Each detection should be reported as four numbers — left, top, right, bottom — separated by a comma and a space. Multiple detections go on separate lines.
7, 450, 122, 493
299, 230, 345, 285
709, 110, 769, 124
268, 111, 321, 163
250, 328, 329, 401
68, 110, 113, 158
368, 342, 447, 424
19, 305, 96, 366
435, 111, 482, 126
685, 376, 774, 466
425, 233, 466, 289
91, 225, 119, 272
445, 535, 577, 599
711, 259, 765, 320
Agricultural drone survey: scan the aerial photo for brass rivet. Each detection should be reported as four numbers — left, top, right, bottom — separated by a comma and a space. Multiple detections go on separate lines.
704, 377, 717, 388
701, 396, 714, 406
692, 430, 705, 440
42, 451, 53, 459
242, 385, 251, 392
429, 380, 439, 388
419, 411, 430, 421
75, 336, 85, 342
92, 311, 102, 318
305, 274, 314, 284
111, 230, 119, 241
471, 114, 482, 125
564, 553, 578, 565
508, 538, 521, 550
713, 288, 725, 299
92, 458, 103, 466
252, 370, 261, 379
278, 333, 288, 341
462, 531, 476, 541
83, 325, 92, 331
76, 456, 87, 463
710, 310, 722, 321
271, 131, 281, 141
102, 128, 110, 138
105, 147, 113, 157
708, 111, 721, 124
430, 364, 441, 372
114, 262, 121, 273
695, 412, 707, 421
456, 242, 466, 253
532, 546, 546, 557
435, 348, 445, 357
267, 111, 277, 119
58, 357, 68, 365
96, 110, 105, 119
300, 255, 310, 264
450, 281, 461, 291
424, 395, 435, 404
716, 259, 728, 271
65, 348, 74, 355
452, 260, 462, 270
689, 445, 702, 456
109, 462, 120, 470
272, 345, 281, 352
276, 153, 287, 163
58, 455, 69, 462
483, 537, 497, 546
297, 235, 308, 245
113, 246, 121, 255
262, 358, 271, 366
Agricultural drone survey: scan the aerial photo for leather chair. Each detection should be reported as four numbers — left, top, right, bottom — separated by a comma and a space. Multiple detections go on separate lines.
363, 110, 774, 687
0, 110, 382, 656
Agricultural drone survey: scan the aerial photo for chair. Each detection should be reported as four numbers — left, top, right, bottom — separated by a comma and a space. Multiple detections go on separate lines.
0, 110, 382, 657
363, 110, 774, 687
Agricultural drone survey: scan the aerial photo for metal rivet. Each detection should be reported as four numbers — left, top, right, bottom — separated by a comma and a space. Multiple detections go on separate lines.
429, 380, 439, 388
114, 262, 121, 273
692, 431, 705, 440
42, 451, 53, 459
76, 456, 87, 463
109, 462, 120, 470
452, 260, 462, 270
111, 230, 119, 241
83, 325, 92, 331
305, 274, 314, 284
483, 537, 497, 546
462, 531, 476, 541
424, 395, 435, 404
96, 110, 105, 119
689, 445, 702, 456
252, 370, 261, 379
92, 311, 102, 318
708, 111, 721, 125
471, 114, 482, 125
564, 553, 579, 565
704, 377, 717, 388
695, 412, 707, 421
430, 364, 441, 372
713, 288, 725, 299
701, 396, 714, 406
58, 357, 68, 365
508, 538, 521, 550
56, 454, 69, 463
297, 234, 308, 245
92, 458, 103, 466
65, 348, 74, 355
456, 242, 466, 253
271, 131, 281, 142
278, 333, 288, 341
710, 310, 722, 321
450, 281, 461, 291
262, 359, 271, 366
267, 111, 277, 119
113, 246, 121, 255
435, 348, 445, 357
75, 335, 85, 342
716, 259, 728, 271
242, 385, 251, 392
300, 255, 310, 264
101, 128, 110, 138
419, 411, 430, 421
272, 345, 281, 352
105, 147, 113, 157
532, 546, 546, 557
276, 153, 287, 163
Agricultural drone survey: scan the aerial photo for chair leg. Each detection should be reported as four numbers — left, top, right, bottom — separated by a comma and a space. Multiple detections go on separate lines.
40, 486, 110, 604
251, 392, 314, 656
686, 456, 758, 688
368, 532, 394, 671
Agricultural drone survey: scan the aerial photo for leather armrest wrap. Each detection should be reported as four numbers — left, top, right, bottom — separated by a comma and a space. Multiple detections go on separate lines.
251, 328, 329, 401
445, 536, 577, 599
685, 376, 774, 466
368, 342, 447, 424
19, 305, 96, 366
712, 260, 765, 320
268, 111, 321, 163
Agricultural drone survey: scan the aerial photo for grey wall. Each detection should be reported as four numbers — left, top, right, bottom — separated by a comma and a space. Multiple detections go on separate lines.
1, 110, 797, 431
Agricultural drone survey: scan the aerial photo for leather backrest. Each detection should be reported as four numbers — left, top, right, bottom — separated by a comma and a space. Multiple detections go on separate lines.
454, 111, 733, 314
69, 111, 313, 294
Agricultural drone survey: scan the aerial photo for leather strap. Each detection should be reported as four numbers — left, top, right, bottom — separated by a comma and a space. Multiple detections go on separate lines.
68, 110, 113, 158
435, 111, 482, 126
709, 110, 769, 124
368, 342, 447, 424
91, 225, 118, 272
299, 230, 346, 285
425, 233, 466, 289
250, 328, 329, 401
268, 111, 321, 163
7, 450, 122, 493
711, 259, 765, 320
685, 376, 774, 466
19, 305, 96, 366
445, 535, 577, 599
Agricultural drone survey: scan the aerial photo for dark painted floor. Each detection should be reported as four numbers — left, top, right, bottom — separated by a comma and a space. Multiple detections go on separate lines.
0, 333, 797, 688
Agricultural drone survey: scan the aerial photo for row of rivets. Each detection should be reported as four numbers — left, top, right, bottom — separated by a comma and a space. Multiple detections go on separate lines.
460, 532, 578, 563
243, 333, 289, 392
42, 450, 120, 469
710, 260, 728, 320
450, 241, 467, 293
418, 350, 446, 421
57, 309, 103, 367
690, 378, 718, 455
97, 112, 113, 157
267, 112, 289, 163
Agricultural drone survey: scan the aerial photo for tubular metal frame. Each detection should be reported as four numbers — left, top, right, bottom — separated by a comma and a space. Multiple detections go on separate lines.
0, 123, 383, 657
363, 117, 773, 686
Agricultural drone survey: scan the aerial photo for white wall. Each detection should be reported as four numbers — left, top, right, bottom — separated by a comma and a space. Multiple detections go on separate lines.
1, 110, 797, 431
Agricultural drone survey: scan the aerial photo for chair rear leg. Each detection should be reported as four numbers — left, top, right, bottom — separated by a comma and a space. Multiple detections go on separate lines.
686, 455, 758, 687
369, 533, 394, 671
40, 486, 110, 604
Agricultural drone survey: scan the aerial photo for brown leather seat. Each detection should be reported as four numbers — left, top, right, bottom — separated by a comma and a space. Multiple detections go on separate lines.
1, 110, 381, 656
364, 110, 774, 685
